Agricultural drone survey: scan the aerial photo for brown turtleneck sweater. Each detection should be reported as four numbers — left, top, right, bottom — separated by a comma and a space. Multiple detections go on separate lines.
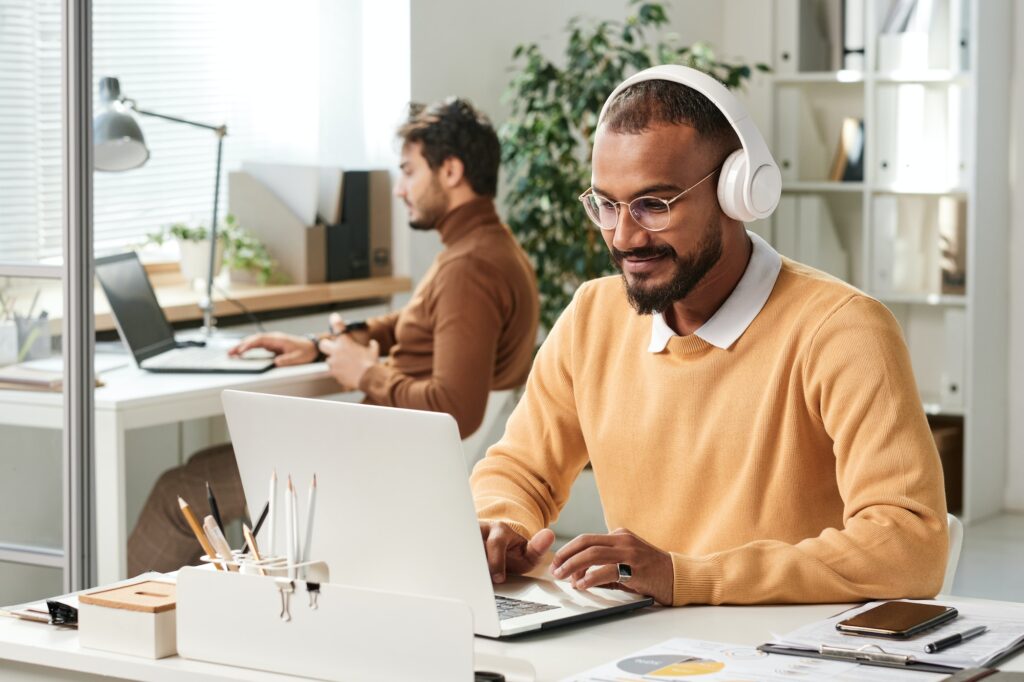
358, 197, 538, 438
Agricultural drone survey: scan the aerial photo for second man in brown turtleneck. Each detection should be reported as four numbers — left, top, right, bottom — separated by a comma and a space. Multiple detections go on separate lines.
127, 98, 538, 575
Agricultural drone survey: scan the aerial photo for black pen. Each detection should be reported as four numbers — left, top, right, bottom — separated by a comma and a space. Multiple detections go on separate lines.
239, 497, 270, 557
925, 625, 987, 653
206, 481, 224, 534
324, 320, 368, 338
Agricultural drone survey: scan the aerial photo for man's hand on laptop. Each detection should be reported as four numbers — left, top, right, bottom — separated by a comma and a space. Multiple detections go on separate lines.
550, 528, 673, 606
229, 333, 318, 366
480, 522, 555, 584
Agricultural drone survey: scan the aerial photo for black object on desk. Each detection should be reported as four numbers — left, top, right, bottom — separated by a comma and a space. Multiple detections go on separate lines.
46, 600, 78, 626
928, 626, 989, 654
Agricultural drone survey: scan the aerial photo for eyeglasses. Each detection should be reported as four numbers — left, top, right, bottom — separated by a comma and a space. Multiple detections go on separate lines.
578, 165, 720, 232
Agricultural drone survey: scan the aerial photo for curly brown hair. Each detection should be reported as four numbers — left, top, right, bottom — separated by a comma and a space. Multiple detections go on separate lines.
397, 98, 500, 197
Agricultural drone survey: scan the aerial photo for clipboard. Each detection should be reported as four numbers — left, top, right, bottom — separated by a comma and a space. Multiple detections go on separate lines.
758, 642, 960, 674
759, 640, 1024, 676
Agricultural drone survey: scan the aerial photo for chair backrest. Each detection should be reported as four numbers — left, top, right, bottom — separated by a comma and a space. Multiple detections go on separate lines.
942, 512, 964, 594
461, 389, 517, 471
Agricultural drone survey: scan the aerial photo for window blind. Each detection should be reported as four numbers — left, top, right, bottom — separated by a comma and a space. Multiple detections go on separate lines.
0, 0, 321, 264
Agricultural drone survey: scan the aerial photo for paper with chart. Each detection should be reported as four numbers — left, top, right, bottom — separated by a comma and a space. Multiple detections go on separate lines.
561, 638, 945, 681
772, 599, 1024, 669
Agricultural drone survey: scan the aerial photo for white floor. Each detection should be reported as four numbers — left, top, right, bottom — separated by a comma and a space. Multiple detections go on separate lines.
952, 512, 1024, 601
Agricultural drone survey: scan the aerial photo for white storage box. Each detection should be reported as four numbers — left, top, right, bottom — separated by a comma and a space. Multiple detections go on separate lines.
78, 579, 176, 659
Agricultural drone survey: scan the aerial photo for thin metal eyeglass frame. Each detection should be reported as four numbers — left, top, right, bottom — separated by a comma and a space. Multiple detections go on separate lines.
578, 165, 721, 232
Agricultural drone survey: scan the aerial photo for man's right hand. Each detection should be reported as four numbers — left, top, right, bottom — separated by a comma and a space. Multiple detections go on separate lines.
229, 332, 318, 366
328, 312, 371, 346
479, 522, 555, 584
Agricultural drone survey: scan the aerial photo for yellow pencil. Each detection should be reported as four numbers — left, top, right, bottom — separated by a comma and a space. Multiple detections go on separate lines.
242, 523, 267, 576
178, 495, 222, 570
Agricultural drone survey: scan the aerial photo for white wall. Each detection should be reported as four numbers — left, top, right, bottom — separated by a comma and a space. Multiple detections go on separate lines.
405, 0, 726, 283
319, 0, 412, 290
1005, 2, 1024, 511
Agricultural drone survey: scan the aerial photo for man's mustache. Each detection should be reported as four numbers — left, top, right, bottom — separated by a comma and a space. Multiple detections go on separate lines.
610, 244, 676, 266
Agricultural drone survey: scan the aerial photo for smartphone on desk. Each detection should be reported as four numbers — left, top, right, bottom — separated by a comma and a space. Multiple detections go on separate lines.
836, 601, 958, 639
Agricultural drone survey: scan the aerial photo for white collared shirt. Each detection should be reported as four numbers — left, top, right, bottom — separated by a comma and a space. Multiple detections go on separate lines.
648, 230, 782, 352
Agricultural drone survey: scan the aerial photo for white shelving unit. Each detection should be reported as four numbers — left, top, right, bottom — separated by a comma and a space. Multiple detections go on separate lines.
760, 0, 1011, 521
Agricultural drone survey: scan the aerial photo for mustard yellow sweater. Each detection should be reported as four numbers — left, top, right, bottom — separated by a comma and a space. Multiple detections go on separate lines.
471, 259, 948, 606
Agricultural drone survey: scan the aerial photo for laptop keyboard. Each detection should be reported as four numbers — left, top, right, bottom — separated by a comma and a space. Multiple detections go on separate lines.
494, 595, 559, 621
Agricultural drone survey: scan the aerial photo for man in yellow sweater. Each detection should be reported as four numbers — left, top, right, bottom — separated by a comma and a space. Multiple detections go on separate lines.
471, 66, 948, 607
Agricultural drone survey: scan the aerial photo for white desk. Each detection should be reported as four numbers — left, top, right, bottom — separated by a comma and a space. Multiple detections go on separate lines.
1, 596, 1022, 680
0, 362, 338, 584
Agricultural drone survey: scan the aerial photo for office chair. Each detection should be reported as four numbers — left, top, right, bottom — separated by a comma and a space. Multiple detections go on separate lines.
942, 512, 964, 594
461, 389, 518, 471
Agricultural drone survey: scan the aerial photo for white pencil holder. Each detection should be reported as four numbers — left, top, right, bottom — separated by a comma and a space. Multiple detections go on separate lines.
198, 551, 331, 583
176, 567, 475, 681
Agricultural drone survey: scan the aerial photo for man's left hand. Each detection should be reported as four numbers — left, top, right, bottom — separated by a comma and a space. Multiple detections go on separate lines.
319, 335, 380, 390
550, 528, 674, 606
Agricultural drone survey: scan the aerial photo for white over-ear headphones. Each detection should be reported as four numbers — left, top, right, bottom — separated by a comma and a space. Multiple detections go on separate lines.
597, 65, 782, 223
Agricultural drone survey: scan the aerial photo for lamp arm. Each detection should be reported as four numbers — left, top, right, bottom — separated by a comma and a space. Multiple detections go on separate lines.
118, 96, 228, 335
124, 99, 227, 137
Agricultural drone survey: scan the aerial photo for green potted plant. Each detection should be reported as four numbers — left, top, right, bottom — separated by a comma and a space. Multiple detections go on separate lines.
220, 214, 283, 285
144, 222, 223, 286
500, 1, 769, 331
173, 223, 223, 286
146, 215, 281, 286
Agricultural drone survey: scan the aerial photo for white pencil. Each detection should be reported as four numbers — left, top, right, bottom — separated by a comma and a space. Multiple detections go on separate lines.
302, 474, 317, 571
285, 475, 296, 579
267, 469, 277, 557
291, 476, 300, 572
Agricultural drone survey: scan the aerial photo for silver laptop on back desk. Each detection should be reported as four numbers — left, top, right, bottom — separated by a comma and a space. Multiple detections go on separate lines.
95, 252, 274, 373
222, 390, 652, 638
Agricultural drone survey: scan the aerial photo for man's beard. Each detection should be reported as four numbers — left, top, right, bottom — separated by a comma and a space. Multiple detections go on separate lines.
611, 222, 723, 315
408, 177, 447, 231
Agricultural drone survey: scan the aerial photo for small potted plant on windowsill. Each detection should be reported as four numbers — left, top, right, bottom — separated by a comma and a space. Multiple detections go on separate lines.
145, 216, 283, 287
220, 214, 284, 285
167, 223, 223, 286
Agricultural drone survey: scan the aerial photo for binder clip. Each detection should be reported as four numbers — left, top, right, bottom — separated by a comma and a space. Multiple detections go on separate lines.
275, 579, 295, 622
306, 582, 320, 610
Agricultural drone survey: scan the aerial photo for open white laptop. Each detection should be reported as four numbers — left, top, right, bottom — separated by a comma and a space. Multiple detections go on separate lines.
222, 390, 653, 638
95, 252, 274, 373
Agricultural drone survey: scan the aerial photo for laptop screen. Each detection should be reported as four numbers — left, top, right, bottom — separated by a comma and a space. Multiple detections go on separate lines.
95, 252, 177, 362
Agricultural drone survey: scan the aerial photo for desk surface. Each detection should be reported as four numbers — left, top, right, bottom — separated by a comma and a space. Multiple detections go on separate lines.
0, 357, 335, 412
1, 596, 1022, 681
7, 270, 411, 333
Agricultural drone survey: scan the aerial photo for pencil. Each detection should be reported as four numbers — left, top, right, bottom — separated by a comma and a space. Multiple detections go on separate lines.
206, 481, 224, 534
242, 523, 267, 576
241, 501, 270, 555
302, 474, 317, 567
267, 470, 277, 557
177, 496, 222, 571
285, 476, 296, 579
203, 515, 237, 572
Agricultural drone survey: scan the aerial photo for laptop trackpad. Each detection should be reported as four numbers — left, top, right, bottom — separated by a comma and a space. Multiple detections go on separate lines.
494, 574, 648, 613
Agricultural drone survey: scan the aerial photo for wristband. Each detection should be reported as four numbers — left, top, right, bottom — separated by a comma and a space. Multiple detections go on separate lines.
306, 334, 327, 363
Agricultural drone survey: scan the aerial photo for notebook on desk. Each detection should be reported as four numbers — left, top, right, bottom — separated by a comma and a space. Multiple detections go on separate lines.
95, 252, 274, 374
222, 390, 653, 638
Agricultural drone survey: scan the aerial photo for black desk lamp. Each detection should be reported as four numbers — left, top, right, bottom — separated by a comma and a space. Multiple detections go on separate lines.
93, 76, 227, 336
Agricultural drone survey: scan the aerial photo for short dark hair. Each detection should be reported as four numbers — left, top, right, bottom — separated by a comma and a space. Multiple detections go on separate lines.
601, 79, 740, 160
397, 98, 501, 197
